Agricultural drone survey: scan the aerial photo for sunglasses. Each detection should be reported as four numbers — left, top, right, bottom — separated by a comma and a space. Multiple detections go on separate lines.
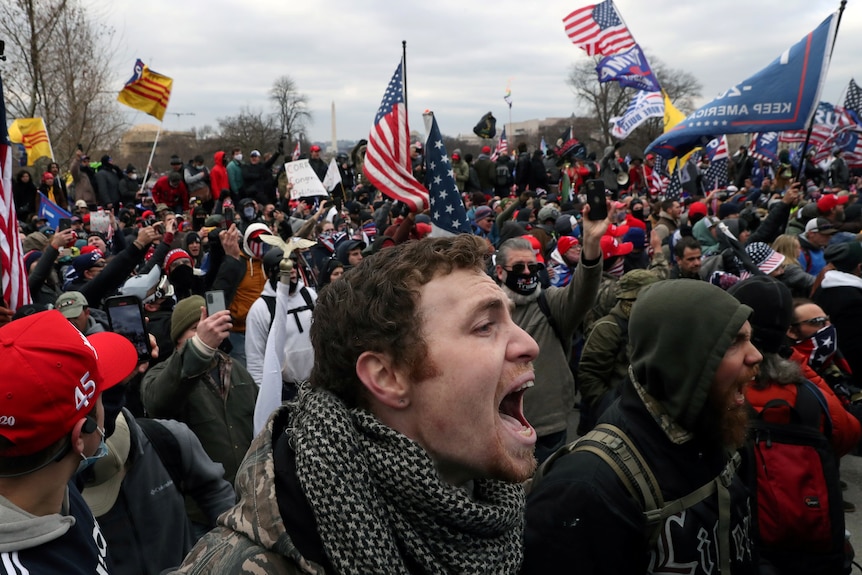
505, 263, 540, 275
792, 316, 829, 328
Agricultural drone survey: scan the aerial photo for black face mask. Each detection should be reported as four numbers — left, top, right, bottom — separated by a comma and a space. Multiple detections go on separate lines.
504, 269, 539, 296
169, 265, 194, 296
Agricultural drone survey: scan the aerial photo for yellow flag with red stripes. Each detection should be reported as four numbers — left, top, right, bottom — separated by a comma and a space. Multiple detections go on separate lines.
8, 118, 52, 165
117, 59, 172, 121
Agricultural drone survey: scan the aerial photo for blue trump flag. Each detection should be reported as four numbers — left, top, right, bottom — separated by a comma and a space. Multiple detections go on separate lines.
647, 12, 837, 159
422, 111, 471, 237
596, 44, 661, 93
37, 192, 71, 229
749, 132, 779, 164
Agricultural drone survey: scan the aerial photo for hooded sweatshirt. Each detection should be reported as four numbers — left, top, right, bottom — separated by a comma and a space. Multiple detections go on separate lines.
0, 484, 111, 574
629, 279, 752, 432
210, 151, 229, 201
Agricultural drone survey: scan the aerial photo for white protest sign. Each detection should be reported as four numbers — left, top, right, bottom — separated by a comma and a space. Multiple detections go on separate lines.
285, 160, 328, 199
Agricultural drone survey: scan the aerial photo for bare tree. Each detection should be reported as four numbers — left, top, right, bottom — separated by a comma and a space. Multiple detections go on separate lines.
566, 55, 702, 152
1, 0, 125, 167
216, 107, 281, 155
269, 75, 311, 145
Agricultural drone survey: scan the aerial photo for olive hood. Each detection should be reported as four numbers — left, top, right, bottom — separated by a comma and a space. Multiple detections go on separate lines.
628, 280, 752, 432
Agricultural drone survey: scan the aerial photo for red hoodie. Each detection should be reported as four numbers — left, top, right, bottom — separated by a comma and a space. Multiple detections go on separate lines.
210, 151, 229, 201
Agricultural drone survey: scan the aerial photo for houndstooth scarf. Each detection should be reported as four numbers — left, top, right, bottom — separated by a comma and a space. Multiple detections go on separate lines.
286, 385, 526, 574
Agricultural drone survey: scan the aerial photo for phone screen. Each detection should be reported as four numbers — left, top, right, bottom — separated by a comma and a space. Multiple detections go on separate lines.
106, 297, 150, 361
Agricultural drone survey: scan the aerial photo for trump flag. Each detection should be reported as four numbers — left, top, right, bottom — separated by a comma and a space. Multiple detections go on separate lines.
647, 12, 836, 159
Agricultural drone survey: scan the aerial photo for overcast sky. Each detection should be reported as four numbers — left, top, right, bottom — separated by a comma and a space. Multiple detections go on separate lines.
100, 0, 861, 147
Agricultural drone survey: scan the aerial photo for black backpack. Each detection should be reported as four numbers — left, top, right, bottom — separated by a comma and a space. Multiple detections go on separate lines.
743, 380, 846, 575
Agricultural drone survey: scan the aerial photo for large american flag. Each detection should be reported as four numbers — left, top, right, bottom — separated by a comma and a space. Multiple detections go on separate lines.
364, 63, 429, 212
563, 0, 636, 57
422, 112, 471, 237
0, 73, 32, 312
491, 126, 508, 161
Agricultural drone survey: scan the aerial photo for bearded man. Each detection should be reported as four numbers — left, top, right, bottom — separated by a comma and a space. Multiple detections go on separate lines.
523, 279, 762, 574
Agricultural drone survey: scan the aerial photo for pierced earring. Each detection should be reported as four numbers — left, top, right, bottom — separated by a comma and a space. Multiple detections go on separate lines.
399, 398, 406, 406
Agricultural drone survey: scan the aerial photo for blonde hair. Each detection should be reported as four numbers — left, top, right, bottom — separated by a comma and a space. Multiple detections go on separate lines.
772, 234, 801, 265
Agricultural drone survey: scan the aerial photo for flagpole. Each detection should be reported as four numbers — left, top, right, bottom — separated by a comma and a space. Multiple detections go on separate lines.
142, 123, 163, 195
796, 0, 847, 181
44, 121, 56, 162
401, 41, 408, 115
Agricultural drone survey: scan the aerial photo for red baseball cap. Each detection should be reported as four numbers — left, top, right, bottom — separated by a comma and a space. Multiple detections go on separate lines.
0, 311, 137, 456
817, 193, 849, 213
600, 234, 634, 260
521, 235, 545, 264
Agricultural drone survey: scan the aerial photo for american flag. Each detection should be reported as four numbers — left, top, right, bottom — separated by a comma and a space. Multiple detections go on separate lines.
563, 0, 636, 57
491, 126, 508, 161
665, 168, 682, 200
845, 78, 862, 117
0, 74, 32, 312
704, 136, 730, 190
364, 63, 429, 212
781, 102, 862, 166
422, 112, 471, 237
291, 141, 301, 161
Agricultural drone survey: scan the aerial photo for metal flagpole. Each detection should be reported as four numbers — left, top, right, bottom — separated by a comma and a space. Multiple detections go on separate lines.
796, 0, 847, 182
141, 123, 162, 195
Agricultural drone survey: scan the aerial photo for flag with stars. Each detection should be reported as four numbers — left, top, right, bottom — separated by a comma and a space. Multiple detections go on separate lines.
0, 73, 33, 312
491, 126, 508, 161
364, 63, 429, 212
422, 111, 471, 237
845, 78, 862, 119
664, 167, 682, 200
647, 12, 837, 160
704, 136, 729, 190
563, 0, 636, 57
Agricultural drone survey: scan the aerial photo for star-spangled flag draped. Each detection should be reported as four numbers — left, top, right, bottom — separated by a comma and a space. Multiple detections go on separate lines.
596, 44, 661, 93
491, 126, 508, 161
704, 136, 730, 190
647, 12, 837, 160
422, 112, 471, 237
364, 63, 429, 212
117, 59, 173, 121
423, 113, 471, 236
844, 79, 862, 118
0, 74, 33, 312
563, 0, 636, 57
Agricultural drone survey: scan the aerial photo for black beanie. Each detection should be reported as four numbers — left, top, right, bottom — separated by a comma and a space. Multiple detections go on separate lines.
727, 276, 792, 354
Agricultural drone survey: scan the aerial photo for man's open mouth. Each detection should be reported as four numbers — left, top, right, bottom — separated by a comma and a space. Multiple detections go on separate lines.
499, 380, 535, 438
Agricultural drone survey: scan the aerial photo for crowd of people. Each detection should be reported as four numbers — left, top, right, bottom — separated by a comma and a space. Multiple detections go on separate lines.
2, 134, 862, 574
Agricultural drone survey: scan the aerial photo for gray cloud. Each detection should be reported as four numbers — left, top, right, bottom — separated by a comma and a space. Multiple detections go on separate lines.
103, 0, 861, 146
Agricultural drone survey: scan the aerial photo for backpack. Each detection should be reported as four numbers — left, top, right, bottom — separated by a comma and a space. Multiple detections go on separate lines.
137, 418, 185, 494
744, 380, 846, 575
262, 287, 315, 331
530, 423, 739, 574
495, 164, 510, 187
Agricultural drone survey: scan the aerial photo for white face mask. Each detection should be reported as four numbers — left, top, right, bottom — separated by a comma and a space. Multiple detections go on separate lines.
234, 154, 243, 162
129, 174, 138, 181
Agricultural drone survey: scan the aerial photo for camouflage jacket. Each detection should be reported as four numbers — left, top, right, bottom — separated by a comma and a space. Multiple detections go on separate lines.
167, 407, 324, 575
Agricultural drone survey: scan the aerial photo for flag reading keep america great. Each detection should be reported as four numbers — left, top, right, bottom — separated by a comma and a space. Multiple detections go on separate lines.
563, 0, 636, 57
422, 112, 471, 237
364, 63, 429, 212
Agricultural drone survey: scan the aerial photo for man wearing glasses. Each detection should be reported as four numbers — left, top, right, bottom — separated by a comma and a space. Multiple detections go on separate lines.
494, 203, 608, 462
